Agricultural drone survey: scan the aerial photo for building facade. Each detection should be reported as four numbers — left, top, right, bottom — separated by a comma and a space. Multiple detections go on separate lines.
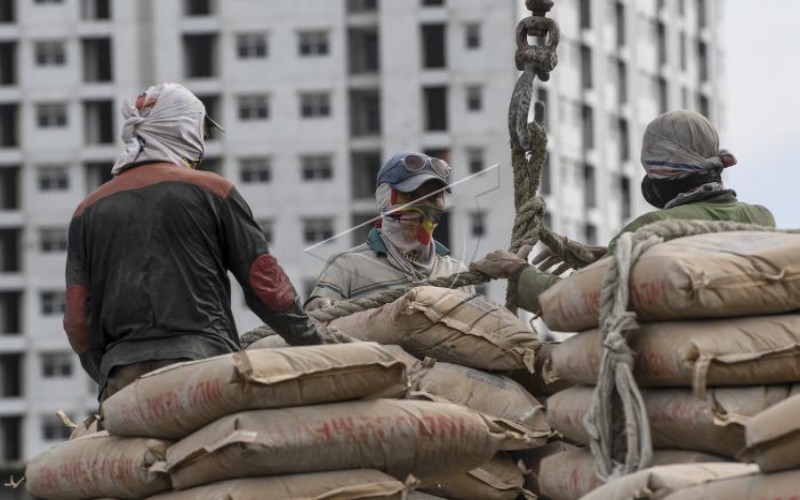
0, 0, 721, 477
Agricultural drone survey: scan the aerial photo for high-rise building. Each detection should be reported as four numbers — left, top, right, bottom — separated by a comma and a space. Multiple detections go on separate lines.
0, 0, 722, 479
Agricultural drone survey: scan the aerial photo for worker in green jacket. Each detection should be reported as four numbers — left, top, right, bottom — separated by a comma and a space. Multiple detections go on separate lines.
470, 110, 775, 314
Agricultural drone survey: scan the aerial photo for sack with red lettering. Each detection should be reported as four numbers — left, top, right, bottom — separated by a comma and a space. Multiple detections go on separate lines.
164, 399, 538, 490
660, 468, 800, 500
102, 343, 408, 440
408, 358, 549, 438
148, 469, 408, 499
25, 431, 171, 499
546, 384, 800, 458
579, 463, 758, 500
742, 393, 800, 473
539, 232, 800, 332
537, 448, 728, 500
329, 286, 539, 372
548, 314, 800, 395
419, 452, 530, 500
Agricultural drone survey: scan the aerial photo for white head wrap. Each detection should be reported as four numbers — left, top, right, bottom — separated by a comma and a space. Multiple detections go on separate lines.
112, 82, 207, 176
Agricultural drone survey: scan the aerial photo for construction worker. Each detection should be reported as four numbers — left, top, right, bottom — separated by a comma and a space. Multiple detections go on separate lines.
470, 109, 775, 314
64, 82, 322, 401
306, 152, 473, 311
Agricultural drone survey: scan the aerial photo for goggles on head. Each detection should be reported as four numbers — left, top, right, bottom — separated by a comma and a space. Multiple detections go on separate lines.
400, 153, 452, 178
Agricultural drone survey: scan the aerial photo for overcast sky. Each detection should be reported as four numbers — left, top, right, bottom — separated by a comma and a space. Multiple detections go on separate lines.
723, 0, 800, 227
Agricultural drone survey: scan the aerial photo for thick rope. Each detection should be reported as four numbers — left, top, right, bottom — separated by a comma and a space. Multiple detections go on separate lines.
584, 218, 796, 481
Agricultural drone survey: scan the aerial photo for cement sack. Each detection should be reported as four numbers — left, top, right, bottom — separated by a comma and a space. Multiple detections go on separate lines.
329, 286, 539, 372
549, 314, 800, 395
580, 463, 758, 500
164, 399, 537, 490
537, 448, 728, 500
68, 414, 100, 440
539, 231, 800, 332
419, 452, 529, 500
148, 469, 407, 499
409, 358, 549, 436
25, 431, 171, 499
546, 384, 800, 458
102, 343, 408, 440
742, 393, 800, 473
663, 468, 800, 499
513, 440, 581, 494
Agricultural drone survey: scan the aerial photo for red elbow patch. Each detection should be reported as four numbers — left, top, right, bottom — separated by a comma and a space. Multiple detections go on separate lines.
250, 254, 296, 312
64, 285, 89, 353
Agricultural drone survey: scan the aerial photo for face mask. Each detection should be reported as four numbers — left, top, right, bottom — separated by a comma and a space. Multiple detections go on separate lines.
385, 206, 441, 246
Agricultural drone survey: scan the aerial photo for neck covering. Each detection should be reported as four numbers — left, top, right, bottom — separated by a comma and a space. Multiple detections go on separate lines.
112, 82, 207, 176
640, 110, 737, 209
375, 183, 438, 281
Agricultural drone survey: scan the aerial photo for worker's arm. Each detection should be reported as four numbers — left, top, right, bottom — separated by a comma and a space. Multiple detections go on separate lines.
220, 187, 322, 346
63, 215, 103, 383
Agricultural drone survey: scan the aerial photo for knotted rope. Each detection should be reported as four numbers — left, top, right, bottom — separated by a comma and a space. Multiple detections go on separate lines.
584, 218, 792, 481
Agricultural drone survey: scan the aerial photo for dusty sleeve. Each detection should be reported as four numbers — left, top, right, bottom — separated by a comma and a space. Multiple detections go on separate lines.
514, 264, 562, 314
64, 215, 103, 383
220, 187, 322, 346
305, 255, 353, 306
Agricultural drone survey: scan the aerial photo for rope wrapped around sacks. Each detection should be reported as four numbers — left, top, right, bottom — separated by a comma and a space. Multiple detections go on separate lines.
584, 219, 799, 481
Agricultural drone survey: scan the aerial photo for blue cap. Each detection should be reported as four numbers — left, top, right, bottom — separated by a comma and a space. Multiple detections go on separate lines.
376, 152, 451, 193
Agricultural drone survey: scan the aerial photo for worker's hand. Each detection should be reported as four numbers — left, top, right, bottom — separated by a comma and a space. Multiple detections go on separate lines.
469, 245, 532, 279
534, 238, 608, 275
305, 297, 333, 312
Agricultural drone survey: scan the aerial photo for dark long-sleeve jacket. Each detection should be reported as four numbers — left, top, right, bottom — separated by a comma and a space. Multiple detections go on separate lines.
64, 162, 321, 388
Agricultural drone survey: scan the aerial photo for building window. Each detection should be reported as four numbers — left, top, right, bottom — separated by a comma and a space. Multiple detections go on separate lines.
467, 148, 484, 174
239, 157, 271, 184
257, 219, 273, 244
35, 0, 63, 4
616, 59, 627, 104
470, 212, 486, 237
350, 90, 381, 136
584, 223, 598, 245
614, 2, 625, 48
619, 174, 631, 220
580, 45, 592, 89
40, 228, 68, 253
583, 164, 596, 209
698, 40, 709, 83
37, 103, 68, 128
34, 41, 66, 66
298, 31, 329, 56
658, 77, 668, 113
41, 291, 65, 315
236, 33, 268, 59
421, 24, 446, 68
422, 0, 444, 5
41, 353, 72, 378
423, 86, 448, 131
348, 28, 379, 74
81, 0, 111, 20
84, 161, 112, 192
465, 23, 480, 49
81, 37, 113, 82
579, 0, 591, 29
238, 94, 269, 121
300, 92, 331, 118
619, 117, 630, 161
541, 155, 551, 195
301, 155, 333, 181
42, 415, 71, 442
465, 86, 482, 112
184, 0, 212, 16
83, 100, 114, 144
346, 0, 378, 12
183, 34, 217, 78
581, 105, 594, 150
680, 32, 687, 71
38, 166, 69, 191
303, 218, 334, 244
657, 22, 667, 66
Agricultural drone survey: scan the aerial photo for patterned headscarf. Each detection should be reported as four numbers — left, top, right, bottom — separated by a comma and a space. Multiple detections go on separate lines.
112, 82, 208, 176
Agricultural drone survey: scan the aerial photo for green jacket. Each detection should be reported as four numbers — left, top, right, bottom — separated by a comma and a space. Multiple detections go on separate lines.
515, 194, 776, 315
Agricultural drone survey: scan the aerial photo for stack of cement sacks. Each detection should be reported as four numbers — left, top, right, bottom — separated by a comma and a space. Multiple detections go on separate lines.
24, 298, 549, 500
527, 230, 800, 499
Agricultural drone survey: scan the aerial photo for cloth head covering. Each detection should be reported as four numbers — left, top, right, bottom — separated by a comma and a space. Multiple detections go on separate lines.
640, 110, 737, 209
375, 183, 440, 280
112, 82, 210, 176
640, 110, 736, 180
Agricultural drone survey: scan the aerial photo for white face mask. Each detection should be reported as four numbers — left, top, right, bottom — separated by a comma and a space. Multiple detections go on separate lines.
112, 82, 207, 176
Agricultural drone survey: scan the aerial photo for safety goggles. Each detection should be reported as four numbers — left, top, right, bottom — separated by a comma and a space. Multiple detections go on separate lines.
385, 206, 444, 224
400, 153, 451, 178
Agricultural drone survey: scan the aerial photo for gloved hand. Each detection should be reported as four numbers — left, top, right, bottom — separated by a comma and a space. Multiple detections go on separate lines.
469, 245, 533, 279
536, 232, 607, 274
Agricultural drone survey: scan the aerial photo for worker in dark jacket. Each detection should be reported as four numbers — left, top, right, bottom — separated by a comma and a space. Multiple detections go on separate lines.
470, 110, 775, 314
64, 82, 322, 401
